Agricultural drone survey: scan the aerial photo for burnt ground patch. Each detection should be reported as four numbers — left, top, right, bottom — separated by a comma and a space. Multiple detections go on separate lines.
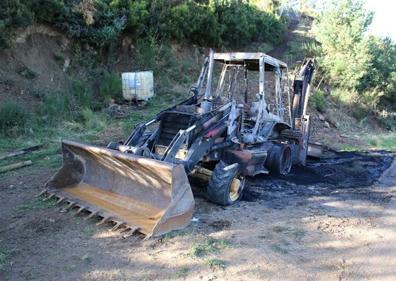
243, 151, 394, 205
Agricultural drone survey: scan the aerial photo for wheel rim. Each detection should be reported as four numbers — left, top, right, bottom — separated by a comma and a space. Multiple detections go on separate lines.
229, 176, 245, 202
280, 147, 292, 175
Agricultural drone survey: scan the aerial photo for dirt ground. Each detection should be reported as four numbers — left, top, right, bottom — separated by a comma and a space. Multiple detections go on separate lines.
1, 150, 396, 281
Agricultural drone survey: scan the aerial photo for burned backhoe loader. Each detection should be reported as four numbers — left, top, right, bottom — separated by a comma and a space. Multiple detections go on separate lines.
43, 52, 315, 237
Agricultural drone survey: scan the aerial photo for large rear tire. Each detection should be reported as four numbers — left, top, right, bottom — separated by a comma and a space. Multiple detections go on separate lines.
266, 144, 292, 175
207, 161, 245, 206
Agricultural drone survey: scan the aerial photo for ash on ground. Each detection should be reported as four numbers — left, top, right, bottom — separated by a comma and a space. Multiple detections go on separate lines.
243, 151, 394, 206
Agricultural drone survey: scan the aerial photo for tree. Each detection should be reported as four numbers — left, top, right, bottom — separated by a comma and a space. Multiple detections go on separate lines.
360, 37, 396, 109
313, 0, 373, 89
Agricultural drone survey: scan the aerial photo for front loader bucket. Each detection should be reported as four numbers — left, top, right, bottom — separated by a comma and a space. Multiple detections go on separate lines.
44, 140, 194, 237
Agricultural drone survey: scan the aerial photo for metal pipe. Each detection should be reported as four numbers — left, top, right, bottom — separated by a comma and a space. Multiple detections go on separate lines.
286, 68, 292, 126
252, 55, 266, 136
215, 64, 227, 98
204, 50, 215, 101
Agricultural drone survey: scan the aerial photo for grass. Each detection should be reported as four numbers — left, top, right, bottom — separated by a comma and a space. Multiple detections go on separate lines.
367, 133, 396, 151
8, 90, 183, 145
338, 143, 361, 151
16, 197, 56, 212
290, 229, 306, 242
0, 89, 189, 178
270, 243, 289, 254
174, 267, 189, 278
0, 102, 30, 136
0, 249, 8, 270
272, 225, 289, 233
189, 237, 231, 258
272, 225, 306, 242
82, 225, 97, 237
160, 229, 191, 243
334, 132, 396, 152
189, 237, 230, 271
99, 73, 123, 103
310, 90, 326, 113
258, 232, 273, 240
206, 258, 227, 270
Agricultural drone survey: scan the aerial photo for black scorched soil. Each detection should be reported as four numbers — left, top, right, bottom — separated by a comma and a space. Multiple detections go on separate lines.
243, 151, 394, 204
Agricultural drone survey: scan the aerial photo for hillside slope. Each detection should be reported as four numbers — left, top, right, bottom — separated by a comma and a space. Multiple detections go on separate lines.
0, 20, 394, 152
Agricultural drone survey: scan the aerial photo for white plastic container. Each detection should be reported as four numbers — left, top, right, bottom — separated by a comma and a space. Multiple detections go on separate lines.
122, 71, 154, 101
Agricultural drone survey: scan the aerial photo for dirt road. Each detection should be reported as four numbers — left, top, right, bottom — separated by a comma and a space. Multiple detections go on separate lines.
0, 151, 395, 281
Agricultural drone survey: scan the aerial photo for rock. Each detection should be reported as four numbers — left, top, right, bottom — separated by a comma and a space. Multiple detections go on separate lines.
318, 113, 325, 121
63, 57, 70, 72
81, 254, 92, 262
324, 121, 331, 128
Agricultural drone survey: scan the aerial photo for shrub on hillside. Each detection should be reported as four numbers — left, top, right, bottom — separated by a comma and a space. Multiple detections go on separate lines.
0, 0, 34, 48
310, 90, 326, 113
156, 1, 220, 46
0, 0, 286, 49
37, 91, 75, 123
71, 79, 94, 109
0, 102, 30, 136
36, 80, 94, 123
214, 1, 285, 47
375, 110, 396, 130
99, 73, 123, 104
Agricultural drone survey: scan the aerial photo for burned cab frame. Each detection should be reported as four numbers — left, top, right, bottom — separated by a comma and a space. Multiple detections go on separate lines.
112, 51, 315, 205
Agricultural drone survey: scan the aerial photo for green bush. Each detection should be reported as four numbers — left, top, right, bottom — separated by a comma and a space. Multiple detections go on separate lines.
1, 0, 286, 49
36, 79, 97, 122
99, 73, 123, 103
71, 79, 94, 109
377, 110, 396, 130
156, 1, 220, 46
125, 0, 150, 36
310, 90, 326, 113
0, 102, 30, 136
79, 108, 108, 131
37, 91, 75, 123
0, 0, 34, 48
214, 1, 285, 47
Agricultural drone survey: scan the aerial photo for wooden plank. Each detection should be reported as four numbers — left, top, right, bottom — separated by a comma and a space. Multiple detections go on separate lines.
0, 160, 33, 174
0, 144, 43, 161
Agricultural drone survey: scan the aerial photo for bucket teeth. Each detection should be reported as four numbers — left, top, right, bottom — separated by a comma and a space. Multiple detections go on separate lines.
56, 197, 65, 204
111, 221, 125, 231
36, 189, 48, 197
122, 226, 139, 239
74, 206, 86, 216
65, 201, 75, 210
43, 193, 55, 201
96, 216, 112, 226
85, 211, 98, 221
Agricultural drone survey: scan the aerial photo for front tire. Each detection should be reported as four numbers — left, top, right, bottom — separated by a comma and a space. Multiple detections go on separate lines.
207, 161, 245, 206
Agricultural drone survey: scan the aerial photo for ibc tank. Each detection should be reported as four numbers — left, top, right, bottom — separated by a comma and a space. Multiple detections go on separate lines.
122, 71, 154, 101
